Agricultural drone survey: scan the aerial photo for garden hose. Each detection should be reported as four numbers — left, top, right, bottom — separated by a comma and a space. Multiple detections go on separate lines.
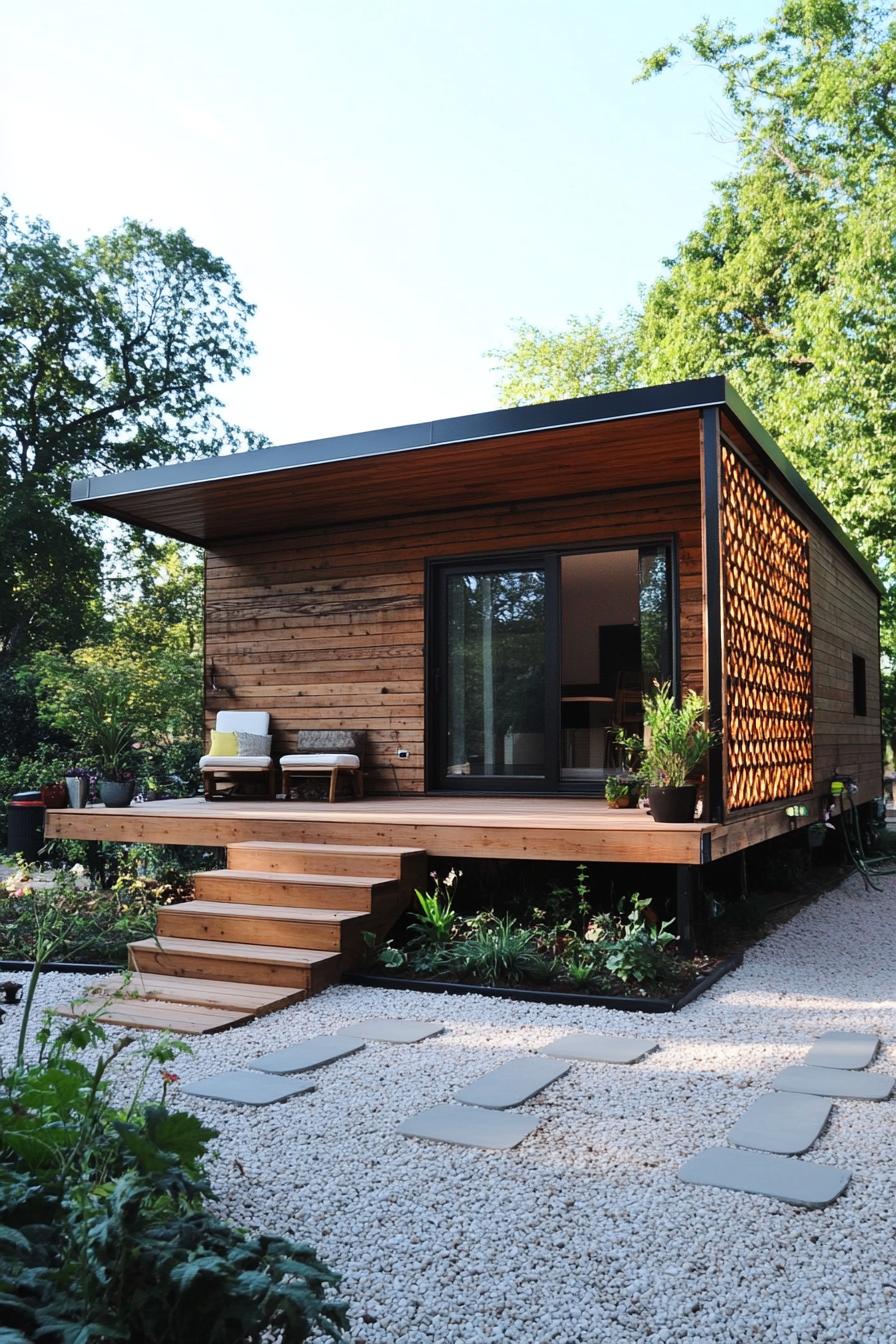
828, 779, 896, 890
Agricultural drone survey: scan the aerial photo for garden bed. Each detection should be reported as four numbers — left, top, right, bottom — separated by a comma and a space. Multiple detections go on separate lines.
346, 952, 742, 1013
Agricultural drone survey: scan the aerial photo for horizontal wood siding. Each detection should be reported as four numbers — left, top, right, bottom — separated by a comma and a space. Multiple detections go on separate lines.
205, 480, 703, 795
807, 526, 880, 799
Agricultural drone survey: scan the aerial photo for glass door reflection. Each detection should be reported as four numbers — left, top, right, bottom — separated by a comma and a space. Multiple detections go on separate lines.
445, 566, 547, 781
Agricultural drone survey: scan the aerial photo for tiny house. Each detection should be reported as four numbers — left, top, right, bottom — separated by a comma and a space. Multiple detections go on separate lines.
49, 376, 882, 980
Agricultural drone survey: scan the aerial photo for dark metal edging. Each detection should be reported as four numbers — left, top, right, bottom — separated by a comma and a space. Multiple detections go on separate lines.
70, 377, 728, 509
344, 952, 742, 1014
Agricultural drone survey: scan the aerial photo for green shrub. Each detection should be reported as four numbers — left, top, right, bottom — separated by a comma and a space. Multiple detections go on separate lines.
447, 915, 550, 985
0, 998, 348, 1341
0, 861, 184, 965
602, 894, 678, 985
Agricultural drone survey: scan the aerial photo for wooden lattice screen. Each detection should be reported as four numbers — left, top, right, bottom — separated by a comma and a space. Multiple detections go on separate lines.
720, 444, 814, 810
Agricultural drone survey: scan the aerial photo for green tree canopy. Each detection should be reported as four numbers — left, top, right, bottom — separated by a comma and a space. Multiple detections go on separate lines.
636, 0, 896, 591
492, 0, 896, 741
490, 311, 640, 406
0, 200, 261, 664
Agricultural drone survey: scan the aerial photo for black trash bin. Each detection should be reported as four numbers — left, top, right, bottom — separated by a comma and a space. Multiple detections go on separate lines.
6, 795, 46, 862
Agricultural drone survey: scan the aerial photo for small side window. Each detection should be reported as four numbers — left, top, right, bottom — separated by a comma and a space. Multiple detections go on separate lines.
852, 653, 867, 717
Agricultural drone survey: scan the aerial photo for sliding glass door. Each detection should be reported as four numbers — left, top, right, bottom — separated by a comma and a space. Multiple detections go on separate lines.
434, 558, 557, 790
429, 543, 673, 792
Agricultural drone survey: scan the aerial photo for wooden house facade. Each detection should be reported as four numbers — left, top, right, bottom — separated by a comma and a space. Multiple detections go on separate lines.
44, 377, 881, 1011
60, 376, 880, 830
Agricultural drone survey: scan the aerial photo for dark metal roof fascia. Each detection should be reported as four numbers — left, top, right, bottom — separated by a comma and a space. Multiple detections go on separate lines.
721, 381, 883, 595
70, 376, 727, 507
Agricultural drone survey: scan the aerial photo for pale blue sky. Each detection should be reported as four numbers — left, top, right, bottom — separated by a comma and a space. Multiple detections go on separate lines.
1, 0, 770, 446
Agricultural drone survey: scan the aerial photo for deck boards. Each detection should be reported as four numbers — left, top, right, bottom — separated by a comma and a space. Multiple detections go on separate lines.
45, 795, 810, 863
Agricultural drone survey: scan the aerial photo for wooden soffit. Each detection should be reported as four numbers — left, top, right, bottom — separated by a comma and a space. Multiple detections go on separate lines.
71, 382, 718, 545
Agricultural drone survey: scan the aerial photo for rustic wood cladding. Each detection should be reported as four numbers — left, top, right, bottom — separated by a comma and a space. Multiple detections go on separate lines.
204, 477, 704, 794
720, 444, 814, 810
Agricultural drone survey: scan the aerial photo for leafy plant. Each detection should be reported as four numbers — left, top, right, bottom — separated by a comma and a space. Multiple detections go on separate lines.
447, 915, 550, 985
604, 775, 637, 804
603, 893, 678, 984
407, 869, 460, 950
0, 955, 349, 1341
361, 931, 408, 971
76, 680, 140, 781
617, 681, 717, 788
562, 959, 599, 989
1, 860, 187, 967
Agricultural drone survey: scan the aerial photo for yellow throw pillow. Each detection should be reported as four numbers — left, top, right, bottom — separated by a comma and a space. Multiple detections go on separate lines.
208, 730, 239, 757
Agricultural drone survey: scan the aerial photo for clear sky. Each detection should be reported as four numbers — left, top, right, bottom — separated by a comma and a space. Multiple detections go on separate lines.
1, 0, 770, 447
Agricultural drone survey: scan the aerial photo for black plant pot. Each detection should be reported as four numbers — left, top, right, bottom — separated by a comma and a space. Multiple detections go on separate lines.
98, 779, 135, 808
648, 784, 697, 824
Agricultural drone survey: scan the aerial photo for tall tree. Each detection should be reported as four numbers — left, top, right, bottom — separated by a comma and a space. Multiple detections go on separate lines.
0, 201, 261, 664
490, 311, 640, 406
492, 1, 896, 731
636, 1, 896, 596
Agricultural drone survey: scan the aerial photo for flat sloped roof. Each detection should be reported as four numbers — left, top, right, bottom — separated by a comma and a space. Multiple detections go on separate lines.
69, 375, 880, 591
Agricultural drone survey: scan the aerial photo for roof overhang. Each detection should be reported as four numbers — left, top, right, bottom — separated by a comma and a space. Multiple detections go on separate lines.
70, 375, 882, 592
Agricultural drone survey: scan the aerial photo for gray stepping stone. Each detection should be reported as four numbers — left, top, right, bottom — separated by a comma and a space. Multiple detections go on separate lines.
180, 1070, 315, 1106
540, 1032, 659, 1065
728, 1092, 833, 1155
337, 1018, 444, 1043
398, 1103, 539, 1149
805, 1030, 880, 1071
772, 1064, 894, 1101
679, 1146, 850, 1208
250, 1034, 366, 1075
454, 1056, 570, 1109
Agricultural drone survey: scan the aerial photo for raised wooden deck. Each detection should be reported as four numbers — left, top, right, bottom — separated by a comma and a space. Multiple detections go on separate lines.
45, 795, 808, 865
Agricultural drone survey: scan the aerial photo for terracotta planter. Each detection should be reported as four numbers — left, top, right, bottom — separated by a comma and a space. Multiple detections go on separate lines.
98, 779, 135, 808
647, 784, 697, 824
606, 796, 632, 809
40, 782, 68, 809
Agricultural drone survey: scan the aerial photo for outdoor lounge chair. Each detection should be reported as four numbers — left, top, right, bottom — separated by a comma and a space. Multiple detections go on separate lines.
200, 711, 275, 801
280, 730, 366, 803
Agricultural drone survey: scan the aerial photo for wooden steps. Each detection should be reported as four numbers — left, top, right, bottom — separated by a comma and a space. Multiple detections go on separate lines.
129, 935, 341, 992
55, 973, 306, 1034
89, 973, 306, 1014
59, 838, 428, 1033
57, 997, 255, 1034
227, 840, 425, 881
157, 900, 368, 951
193, 868, 398, 911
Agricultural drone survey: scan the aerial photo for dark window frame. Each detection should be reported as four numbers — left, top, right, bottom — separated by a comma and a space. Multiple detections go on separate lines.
852, 652, 868, 717
424, 535, 679, 795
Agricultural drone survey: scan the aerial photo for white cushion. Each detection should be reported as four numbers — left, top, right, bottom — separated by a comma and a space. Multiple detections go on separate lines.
200, 755, 272, 768
215, 711, 270, 735
280, 753, 361, 769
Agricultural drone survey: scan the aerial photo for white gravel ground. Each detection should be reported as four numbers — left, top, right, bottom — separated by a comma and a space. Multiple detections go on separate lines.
7, 870, 896, 1344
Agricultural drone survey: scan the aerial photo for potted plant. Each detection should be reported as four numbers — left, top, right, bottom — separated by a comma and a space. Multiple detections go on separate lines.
39, 781, 68, 809
617, 682, 717, 824
604, 775, 638, 809
79, 686, 140, 808
64, 767, 91, 809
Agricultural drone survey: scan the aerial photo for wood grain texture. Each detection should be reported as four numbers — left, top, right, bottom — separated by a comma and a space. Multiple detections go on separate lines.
204, 446, 705, 794
720, 445, 814, 810
719, 414, 881, 810
48, 796, 716, 863
97, 410, 703, 543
